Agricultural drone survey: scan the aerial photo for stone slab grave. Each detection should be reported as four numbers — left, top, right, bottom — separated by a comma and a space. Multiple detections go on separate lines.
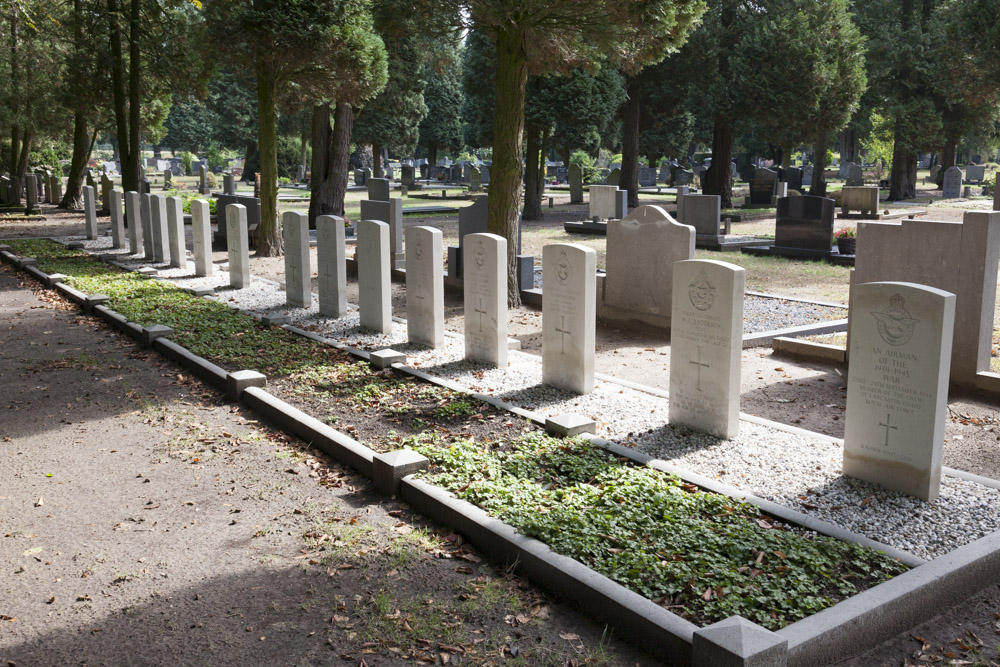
569, 164, 583, 204
150, 195, 170, 264
109, 190, 126, 250
463, 232, 507, 367
846, 162, 863, 186
282, 211, 311, 308
669, 259, 745, 439
446, 195, 532, 290
359, 198, 404, 270
638, 167, 657, 187
758, 195, 836, 259
125, 191, 143, 255
748, 168, 777, 206
588, 185, 627, 221
542, 243, 596, 394
598, 205, 694, 331
83, 185, 98, 240
779, 167, 803, 192
226, 203, 251, 289
672, 168, 694, 186
405, 226, 444, 348
469, 166, 482, 193
316, 215, 347, 318
844, 281, 955, 501
606, 168, 620, 186
166, 196, 185, 269
357, 219, 392, 334
367, 177, 391, 202
190, 199, 213, 277
966, 164, 986, 183
401, 165, 415, 186
839, 186, 880, 217
849, 212, 1000, 390
942, 166, 963, 198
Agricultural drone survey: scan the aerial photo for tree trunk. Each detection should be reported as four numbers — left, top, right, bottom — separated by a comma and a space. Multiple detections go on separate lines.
9, 126, 20, 205
619, 73, 641, 209
428, 143, 438, 175
329, 103, 353, 217
522, 125, 542, 220
538, 129, 548, 203
888, 138, 917, 201
937, 137, 957, 187
299, 123, 308, 181
308, 103, 334, 225
702, 120, 734, 209
810, 133, 828, 197
372, 141, 383, 178
255, 71, 282, 256
8, 9, 20, 205
126, 0, 141, 191
781, 145, 792, 168
488, 25, 528, 307
15, 127, 33, 207
63, 0, 91, 212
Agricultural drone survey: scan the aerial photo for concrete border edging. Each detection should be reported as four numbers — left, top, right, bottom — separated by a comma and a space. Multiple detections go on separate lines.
399, 476, 697, 666
152, 338, 229, 390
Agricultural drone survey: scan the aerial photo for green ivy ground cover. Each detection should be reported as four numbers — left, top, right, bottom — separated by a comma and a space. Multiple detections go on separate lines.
9, 238, 908, 630
411, 432, 908, 630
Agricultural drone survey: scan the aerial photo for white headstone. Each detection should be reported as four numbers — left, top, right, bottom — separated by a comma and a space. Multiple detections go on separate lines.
844, 281, 955, 501
109, 189, 125, 249
316, 215, 347, 318
669, 260, 745, 439
543, 243, 596, 394
463, 233, 507, 367
52, 175, 63, 203
166, 196, 185, 269
226, 203, 251, 289
405, 226, 444, 347
125, 191, 143, 255
83, 185, 98, 240
589, 185, 626, 221
357, 219, 392, 334
190, 199, 213, 277
150, 195, 170, 264
942, 166, 963, 199
282, 211, 311, 308
140, 193, 155, 259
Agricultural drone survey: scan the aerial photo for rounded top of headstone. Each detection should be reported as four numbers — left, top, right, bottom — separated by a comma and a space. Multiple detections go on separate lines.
620, 205, 678, 226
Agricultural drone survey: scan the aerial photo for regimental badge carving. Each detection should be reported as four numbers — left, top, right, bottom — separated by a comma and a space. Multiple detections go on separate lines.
554, 250, 571, 285
414, 237, 423, 258
872, 293, 919, 346
688, 269, 716, 311
474, 239, 486, 269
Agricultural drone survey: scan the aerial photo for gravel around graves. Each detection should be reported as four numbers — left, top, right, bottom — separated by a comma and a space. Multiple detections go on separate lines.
70, 235, 1000, 561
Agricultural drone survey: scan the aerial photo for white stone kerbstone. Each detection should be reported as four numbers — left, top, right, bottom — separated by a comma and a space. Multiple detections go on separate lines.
282, 211, 311, 308
83, 185, 98, 240
669, 259, 745, 439
542, 243, 596, 394
190, 199, 213, 277
166, 196, 185, 268
357, 219, 392, 333
844, 282, 955, 501
316, 215, 347, 317
406, 226, 444, 347
226, 204, 251, 289
463, 233, 507, 367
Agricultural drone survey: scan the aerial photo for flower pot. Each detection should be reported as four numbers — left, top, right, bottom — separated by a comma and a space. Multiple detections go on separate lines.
837, 237, 857, 255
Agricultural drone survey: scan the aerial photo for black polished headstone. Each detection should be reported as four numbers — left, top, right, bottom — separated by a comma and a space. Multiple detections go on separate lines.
774, 195, 835, 256
779, 167, 803, 192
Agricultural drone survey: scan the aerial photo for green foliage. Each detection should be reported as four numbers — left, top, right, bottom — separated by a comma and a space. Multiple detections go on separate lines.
413, 433, 906, 629
460, 29, 495, 149
162, 99, 215, 153
29, 142, 70, 171
418, 36, 464, 154
861, 111, 894, 171
206, 171, 219, 190
180, 151, 194, 177
528, 66, 626, 159
277, 135, 306, 179
570, 150, 600, 184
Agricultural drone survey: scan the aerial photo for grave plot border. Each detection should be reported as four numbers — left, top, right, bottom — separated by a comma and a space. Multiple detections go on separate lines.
5, 238, 1000, 666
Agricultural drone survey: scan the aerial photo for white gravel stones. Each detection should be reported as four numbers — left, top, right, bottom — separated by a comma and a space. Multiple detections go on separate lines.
60, 234, 1000, 560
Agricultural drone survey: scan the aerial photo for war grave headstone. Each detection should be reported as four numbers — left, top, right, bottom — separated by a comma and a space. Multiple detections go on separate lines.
849, 212, 1000, 389
638, 167, 657, 187
606, 168, 621, 186
85, 170, 96, 191
846, 162, 864, 186
126, 191, 143, 255
148, 195, 169, 263
367, 177, 391, 202
966, 165, 986, 183
24, 176, 39, 215
469, 166, 482, 193
83, 185, 98, 240
99, 174, 112, 213
772, 182, 789, 205
359, 198, 404, 270
191, 199, 213, 277
463, 233, 507, 367
844, 282, 954, 501
569, 164, 583, 204
165, 197, 186, 269
405, 226, 444, 348
109, 190, 126, 250
226, 204, 251, 289
748, 168, 777, 206
317, 215, 347, 318
542, 243, 596, 394
140, 193, 155, 259
357, 219, 392, 334
598, 205, 695, 331
282, 211, 311, 308
840, 186, 880, 218
669, 259, 745, 439
730, 161, 737, 179
942, 166, 963, 198
52, 174, 63, 202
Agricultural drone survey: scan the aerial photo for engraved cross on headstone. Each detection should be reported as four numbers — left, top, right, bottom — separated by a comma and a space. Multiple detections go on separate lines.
555, 315, 571, 354
689, 345, 710, 391
879, 413, 897, 447
413, 283, 424, 301
474, 297, 487, 330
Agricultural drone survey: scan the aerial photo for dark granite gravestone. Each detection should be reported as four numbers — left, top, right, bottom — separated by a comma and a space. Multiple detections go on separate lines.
354, 169, 366, 186
215, 194, 261, 245
739, 164, 757, 182
773, 195, 835, 256
748, 168, 778, 206
555, 167, 568, 182
419, 163, 429, 179
638, 167, 657, 187
779, 167, 803, 192
672, 167, 694, 185
659, 161, 671, 183
401, 165, 415, 185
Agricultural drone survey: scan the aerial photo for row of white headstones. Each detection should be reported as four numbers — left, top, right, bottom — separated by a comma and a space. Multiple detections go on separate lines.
89, 185, 953, 504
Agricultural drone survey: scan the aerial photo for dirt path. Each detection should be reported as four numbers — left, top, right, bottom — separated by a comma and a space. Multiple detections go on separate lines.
0, 265, 652, 666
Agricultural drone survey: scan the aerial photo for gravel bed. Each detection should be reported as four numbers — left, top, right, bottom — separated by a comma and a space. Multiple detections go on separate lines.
62, 234, 1000, 560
